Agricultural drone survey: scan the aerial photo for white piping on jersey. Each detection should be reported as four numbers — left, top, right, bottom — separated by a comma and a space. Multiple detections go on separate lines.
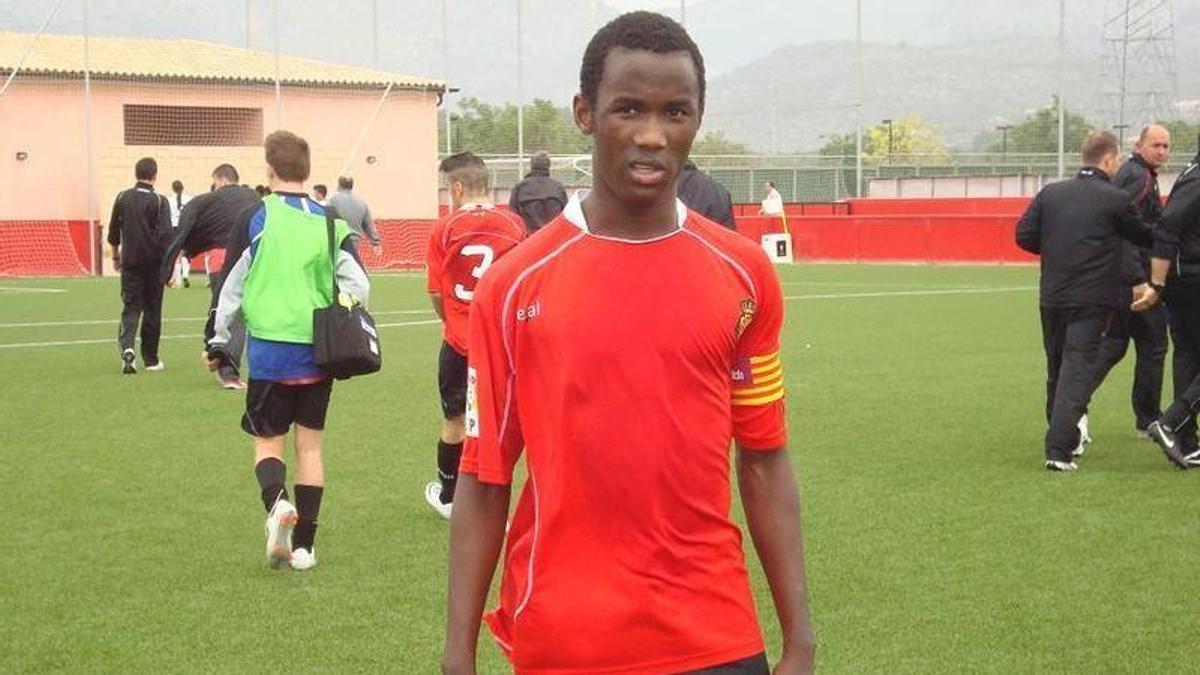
680, 227, 758, 299
300, 197, 312, 213
561, 191, 688, 244
512, 473, 539, 620
499, 231, 588, 371
492, 233, 585, 626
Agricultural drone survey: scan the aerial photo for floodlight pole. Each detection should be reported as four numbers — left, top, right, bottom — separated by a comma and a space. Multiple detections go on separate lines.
680, 0, 686, 26
272, 0, 281, 128
245, 0, 251, 49
854, 0, 863, 197
1056, 0, 1065, 179
442, 0, 452, 155
82, 0, 98, 275
516, 0, 525, 176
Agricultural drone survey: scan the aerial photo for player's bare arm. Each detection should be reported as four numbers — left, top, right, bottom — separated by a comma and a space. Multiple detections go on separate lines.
442, 474, 510, 674
737, 446, 815, 674
430, 293, 445, 320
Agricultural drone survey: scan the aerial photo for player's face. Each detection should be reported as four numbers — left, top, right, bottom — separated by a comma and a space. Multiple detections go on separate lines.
1136, 127, 1171, 169
575, 48, 701, 211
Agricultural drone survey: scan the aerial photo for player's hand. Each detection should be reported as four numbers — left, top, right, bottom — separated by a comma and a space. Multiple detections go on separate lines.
112, 256, 121, 272
774, 644, 815, 675
204, 345, 230, 372
1131, 283, 1159, 312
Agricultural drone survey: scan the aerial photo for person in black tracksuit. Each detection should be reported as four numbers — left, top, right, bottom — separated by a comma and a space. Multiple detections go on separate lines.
1135, 149, 1200, 468
1016, 131, 1153, 471
677, 159, 736, 229
108, 157, 171, 374
508, 152, 568, 234
1088, 125, 1172, 434
161, 163, 262, 387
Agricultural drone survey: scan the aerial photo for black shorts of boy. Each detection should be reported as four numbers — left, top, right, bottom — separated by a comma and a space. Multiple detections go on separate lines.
438, 341, 468, 419
241, 379, 334, 437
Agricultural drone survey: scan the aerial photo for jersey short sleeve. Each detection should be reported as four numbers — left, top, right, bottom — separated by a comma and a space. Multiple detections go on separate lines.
730, 255, 787, 451
425, 220, 445, 296
460, 273, 525, 484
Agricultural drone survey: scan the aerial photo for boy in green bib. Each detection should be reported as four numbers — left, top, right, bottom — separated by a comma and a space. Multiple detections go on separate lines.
208, 130, 370, 571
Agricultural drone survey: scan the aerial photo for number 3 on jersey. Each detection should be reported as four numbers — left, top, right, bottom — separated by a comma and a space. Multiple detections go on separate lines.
453, 244, 495, 302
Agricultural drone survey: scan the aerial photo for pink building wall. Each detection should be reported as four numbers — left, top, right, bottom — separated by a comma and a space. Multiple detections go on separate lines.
0, 78, 439, 274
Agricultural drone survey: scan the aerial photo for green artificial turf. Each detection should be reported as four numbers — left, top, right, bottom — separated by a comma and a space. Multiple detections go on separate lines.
0, 265, 1195, 673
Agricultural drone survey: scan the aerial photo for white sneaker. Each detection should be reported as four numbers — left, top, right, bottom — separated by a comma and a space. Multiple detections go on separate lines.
424, 482, 452, 519
265, 499, 298, 568
1045, 459, 1078, 472
1077, 414, 1091, 444
290, 548, 317, 571
144, 360, 165, 372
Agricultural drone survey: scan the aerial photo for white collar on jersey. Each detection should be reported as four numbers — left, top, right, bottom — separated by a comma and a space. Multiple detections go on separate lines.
457, 202, 495, 211
563, 190, 688, 242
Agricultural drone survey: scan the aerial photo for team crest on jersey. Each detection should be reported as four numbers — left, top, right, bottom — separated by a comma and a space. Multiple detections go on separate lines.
735, 298, 756, 339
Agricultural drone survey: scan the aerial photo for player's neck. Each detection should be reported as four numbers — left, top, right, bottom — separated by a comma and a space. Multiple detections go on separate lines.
581, 183, 678, 240
456, 194, 493, 209
270, 179, 306, 194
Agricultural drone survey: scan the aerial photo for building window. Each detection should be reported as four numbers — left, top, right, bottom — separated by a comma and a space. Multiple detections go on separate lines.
123, 105, 263, 146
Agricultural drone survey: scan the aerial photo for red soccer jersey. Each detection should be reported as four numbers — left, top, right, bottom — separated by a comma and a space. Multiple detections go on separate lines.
462, 196, 788, 673
426, 204, 526, 354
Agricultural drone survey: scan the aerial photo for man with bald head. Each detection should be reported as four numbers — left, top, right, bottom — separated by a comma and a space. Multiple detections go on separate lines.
1088, 124, 1171, 440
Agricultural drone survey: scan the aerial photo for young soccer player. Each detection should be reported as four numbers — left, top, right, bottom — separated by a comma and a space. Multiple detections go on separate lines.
444, 12, 814, 674
423, 152, 526, 518
207, 131, 370, 571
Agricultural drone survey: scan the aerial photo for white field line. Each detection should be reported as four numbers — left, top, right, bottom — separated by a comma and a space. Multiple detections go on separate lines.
0, 286, 67, 293
0, 308, 433, 329
0, 319, 440, 350
784, 286, 1035, 301
0, 287, 1034, 350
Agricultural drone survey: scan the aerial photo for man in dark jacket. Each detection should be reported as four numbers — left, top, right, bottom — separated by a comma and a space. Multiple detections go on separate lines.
161, 163, 261, 388
676, 160, 736, 229
1133, 147, 1200, 468
1016, 131, 1153, 471
508, 152, 567, 233
1087, 124, 1171, 437
109, 157, 171, 374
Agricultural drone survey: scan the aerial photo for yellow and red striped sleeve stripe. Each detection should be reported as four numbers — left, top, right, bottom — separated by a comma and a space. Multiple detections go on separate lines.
732, 351, 785, 406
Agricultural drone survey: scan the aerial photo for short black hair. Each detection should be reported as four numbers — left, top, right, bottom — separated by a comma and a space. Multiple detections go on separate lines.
171, 180, 183, 193
580, 11, 705, 113
135, 157, 157, 181
313, 184, 328, 197
212, 163, 239, 183
338, 176, 354, 190
439, 152, 489, 194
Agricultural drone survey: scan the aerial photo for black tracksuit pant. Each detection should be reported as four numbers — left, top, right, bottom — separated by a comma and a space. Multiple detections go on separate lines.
118, 264, 164, 363
1041, 305, 1112, 462
204, 269, 246, 380
1159, 277, 1200, 451
1088, 303, 1169, 429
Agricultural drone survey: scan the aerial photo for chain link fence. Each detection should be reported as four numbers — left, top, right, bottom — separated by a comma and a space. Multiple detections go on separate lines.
2, 0, 1199, 275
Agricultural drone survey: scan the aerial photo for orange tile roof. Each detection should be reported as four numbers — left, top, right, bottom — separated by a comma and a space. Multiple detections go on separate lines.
0, 31, 444, 92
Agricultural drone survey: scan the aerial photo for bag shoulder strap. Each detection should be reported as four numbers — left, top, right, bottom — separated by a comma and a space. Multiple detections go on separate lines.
325, 209, 340, 300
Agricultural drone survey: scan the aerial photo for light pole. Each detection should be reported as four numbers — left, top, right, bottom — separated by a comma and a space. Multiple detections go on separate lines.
881, 118, 894, 164
996, 124, 1012, 159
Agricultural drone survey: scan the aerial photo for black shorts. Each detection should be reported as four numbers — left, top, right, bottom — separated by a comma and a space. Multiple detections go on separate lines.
687, 653, 769, 674
438, 341, 468, 419
241, 379, 333, 437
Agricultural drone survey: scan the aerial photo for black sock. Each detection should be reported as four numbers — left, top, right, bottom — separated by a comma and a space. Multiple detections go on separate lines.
437, 440, 463, 504
293, 484, 323, 552
254, 457, 289, 513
